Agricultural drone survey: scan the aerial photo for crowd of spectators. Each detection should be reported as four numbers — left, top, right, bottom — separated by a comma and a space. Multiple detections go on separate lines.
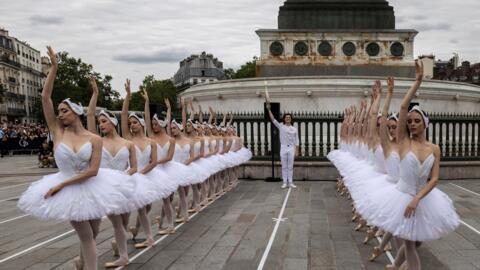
0, 120, 56, 167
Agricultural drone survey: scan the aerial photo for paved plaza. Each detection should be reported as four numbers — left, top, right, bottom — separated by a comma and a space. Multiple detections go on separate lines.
1, 156, 480, 269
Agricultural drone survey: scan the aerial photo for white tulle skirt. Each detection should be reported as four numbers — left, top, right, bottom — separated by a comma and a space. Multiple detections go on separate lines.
18, 168, 135, 221
193, 158, 216, 177
187, 162, 210, 185
363, 185, 460, 241
130, 172, 160, 209
237, 147, 252, 163
158, 161, 195, 187
147, 167, 178, 199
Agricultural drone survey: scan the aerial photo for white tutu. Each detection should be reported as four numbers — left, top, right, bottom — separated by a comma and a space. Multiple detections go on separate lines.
364, 185, 460, 241
18, 168, 135, 221
159, 161, 195, 187
187, 162, 210, 184
193, 157, 216, 176
147, 167, 178, 199
130, 173, 160, 209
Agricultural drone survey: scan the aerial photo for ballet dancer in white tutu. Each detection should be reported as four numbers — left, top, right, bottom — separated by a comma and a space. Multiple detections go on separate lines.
120, 79, 162, 249
86, 77, 138, 267
184, 101, 210, 213
141, 91, 180, 235
18, 47, 132, 270
329, 61, 460, 270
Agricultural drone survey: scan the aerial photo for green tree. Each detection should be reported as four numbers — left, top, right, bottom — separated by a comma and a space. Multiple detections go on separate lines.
224, 68, 236, 80
224, 56, 258, 80
129, 75, 177, 112
40, 51, 122, 113
234, 56, 257, 79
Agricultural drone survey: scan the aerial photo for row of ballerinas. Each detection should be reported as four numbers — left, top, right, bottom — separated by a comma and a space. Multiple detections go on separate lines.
328, 61, 460, 270
17, 46, 251, 270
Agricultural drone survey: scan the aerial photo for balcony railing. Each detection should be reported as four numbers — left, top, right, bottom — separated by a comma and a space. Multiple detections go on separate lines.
0, 56, 21, 69
224, 112, 480, 162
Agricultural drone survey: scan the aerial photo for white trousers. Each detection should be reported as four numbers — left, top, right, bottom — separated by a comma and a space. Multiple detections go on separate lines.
280, 145, 295, 184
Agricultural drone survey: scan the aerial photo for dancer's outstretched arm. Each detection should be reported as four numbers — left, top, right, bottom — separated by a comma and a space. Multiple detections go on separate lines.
208, 106, 214, 124
199, 105, 204, 123
189, 100, 195, 121
165, 98, 172, 136
228, 113, 233, 126
398, 60, 423, 143
121, 79, 132, 140
221, 112, 227, 127
41, 46, 60, 139
87, 76, 99, 134
380, 77, 394, 153
142, 90, 153, 137
367, 81, 382, 140
181, 98, 187, 129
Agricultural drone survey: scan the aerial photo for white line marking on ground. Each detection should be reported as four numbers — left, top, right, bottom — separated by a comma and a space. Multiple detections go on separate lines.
0, 230, 75, 264
375, 236, 395, 264
0, 214, 30, 225
0, 217, 107, 264
449, 183, 480, 197
444, 183, 480, 236
115, 211, 201, 270
0, 196, 20, 203
257, 187, 292, 270
460, 220, 480, 235
115, 183, 238, 270
0, 182, 29, 191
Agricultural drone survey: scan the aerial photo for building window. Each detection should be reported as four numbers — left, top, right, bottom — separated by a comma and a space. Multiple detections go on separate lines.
201, 70, 205, 77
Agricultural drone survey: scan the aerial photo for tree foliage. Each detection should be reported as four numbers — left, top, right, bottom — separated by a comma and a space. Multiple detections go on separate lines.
224, 56, 257, 80
128, 75, 177, 113
36, 52, 122, 114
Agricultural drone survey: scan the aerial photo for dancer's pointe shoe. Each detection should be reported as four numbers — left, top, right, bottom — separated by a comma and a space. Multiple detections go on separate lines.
384, 264, 398, 270
207, 197, 214, 202
369, 247, 383, 262
111, 240, 119, 257
128, 226, 138, 241
73, 256, 83, 270
384, 242, 393, 252
105, 259, 129, 268
351, 213, 358, 222
351, 206, 356, 213
375, 229, 384, 237
347, 193, 351, 200
188, 208, 196, 213
158, 227, 176, 235
355, 221, 365, 231
363, 229, 376, 244
134, 239, 154, 249
175, 217, 189, 223
155, 216, 162, 226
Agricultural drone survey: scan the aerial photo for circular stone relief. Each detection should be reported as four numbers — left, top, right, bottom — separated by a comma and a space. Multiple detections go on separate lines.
342, 42, 356, 56
390, 42, 404, 57
294, 41, 309, 56
318, 41, 333, 56
366, 42, 380, 56
270, 41, 284, 56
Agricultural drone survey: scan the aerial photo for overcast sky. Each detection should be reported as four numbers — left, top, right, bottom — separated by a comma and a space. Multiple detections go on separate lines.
1, 0, 478, 96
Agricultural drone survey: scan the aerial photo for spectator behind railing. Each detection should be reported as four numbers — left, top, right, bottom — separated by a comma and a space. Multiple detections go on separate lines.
0, 121, 51, 157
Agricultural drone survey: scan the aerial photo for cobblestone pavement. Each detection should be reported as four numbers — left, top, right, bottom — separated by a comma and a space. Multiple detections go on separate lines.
1, 156, 480, 269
